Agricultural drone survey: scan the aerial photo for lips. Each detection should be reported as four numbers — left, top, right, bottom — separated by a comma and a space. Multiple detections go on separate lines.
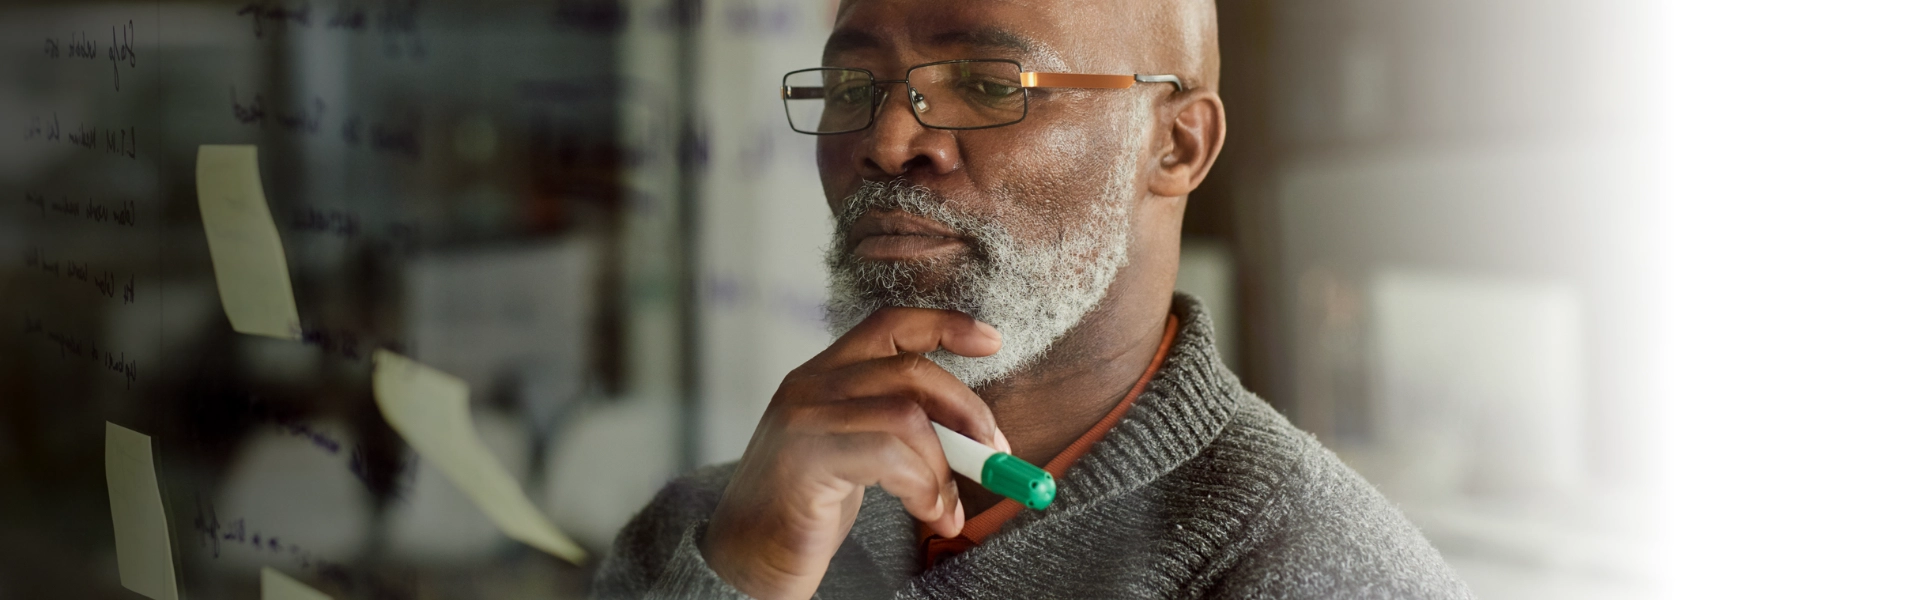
850, 209, 961, 239
848, 210, 968, 260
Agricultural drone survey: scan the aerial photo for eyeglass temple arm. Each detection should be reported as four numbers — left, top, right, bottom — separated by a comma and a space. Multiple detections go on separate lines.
785, 73, 1183, 98
1018, 72, 1185, 92
783, 73, 1185, 99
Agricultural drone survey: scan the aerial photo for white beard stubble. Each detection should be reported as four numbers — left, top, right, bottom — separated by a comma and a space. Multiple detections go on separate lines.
823, 113, 1147, 388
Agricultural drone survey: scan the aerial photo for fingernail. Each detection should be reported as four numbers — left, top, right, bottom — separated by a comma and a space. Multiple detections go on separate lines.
976, 320, 1001, 341
993, 429, 1012, 454
951, 496, 966, 532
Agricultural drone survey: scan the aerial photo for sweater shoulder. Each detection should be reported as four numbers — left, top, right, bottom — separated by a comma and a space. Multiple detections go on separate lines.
1181, 394, 1472, 599
591, 462, 738, 598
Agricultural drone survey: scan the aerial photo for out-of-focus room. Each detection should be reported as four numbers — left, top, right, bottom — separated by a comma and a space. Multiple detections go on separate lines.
1, 0, 1914, 598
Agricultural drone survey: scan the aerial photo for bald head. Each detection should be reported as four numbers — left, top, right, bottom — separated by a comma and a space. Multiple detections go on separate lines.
1147, 0, 1222, 91
830, 0, 1219, 91
1052, 0, 1221, 93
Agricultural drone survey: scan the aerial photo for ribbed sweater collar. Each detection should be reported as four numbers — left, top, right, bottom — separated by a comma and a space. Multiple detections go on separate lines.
835, 293, 1245, 588
1000, 293, 1243, 528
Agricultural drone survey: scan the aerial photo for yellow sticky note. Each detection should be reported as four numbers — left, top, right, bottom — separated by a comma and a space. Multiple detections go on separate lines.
371, 350, 587, 564
104, 422, 180, 600
262, 566, 333, 600
196, 145, 301, 340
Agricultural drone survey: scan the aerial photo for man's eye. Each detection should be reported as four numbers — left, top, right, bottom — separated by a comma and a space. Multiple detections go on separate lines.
831, 85, 871, 104
967, 80, 1018, 98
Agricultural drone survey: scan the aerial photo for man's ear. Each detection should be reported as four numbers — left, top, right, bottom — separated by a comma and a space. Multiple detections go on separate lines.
1146, 92, 1227, 198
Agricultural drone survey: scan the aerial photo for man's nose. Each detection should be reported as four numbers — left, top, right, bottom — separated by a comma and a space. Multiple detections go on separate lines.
854, 84, 960, 180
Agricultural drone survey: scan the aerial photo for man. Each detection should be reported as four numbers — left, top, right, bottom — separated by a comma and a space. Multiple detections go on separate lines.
595, 0, 1469, 597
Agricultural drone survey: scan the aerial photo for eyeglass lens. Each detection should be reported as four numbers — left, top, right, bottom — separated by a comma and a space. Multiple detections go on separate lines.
783, 60, 1026, 134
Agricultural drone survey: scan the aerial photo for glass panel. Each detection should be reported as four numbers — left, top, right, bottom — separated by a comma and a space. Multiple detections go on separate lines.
784, 68, 875, 134
909, 61, 1026, 129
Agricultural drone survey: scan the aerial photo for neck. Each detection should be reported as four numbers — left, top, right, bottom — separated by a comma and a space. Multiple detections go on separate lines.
951, 202, 1185, 518
973, 260, 1175, 475
953, 282, 1169, 518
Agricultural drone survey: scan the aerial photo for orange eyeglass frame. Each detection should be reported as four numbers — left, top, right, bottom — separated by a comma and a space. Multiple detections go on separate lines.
779, 60, 1186, 134
1019, 72, 1185, 92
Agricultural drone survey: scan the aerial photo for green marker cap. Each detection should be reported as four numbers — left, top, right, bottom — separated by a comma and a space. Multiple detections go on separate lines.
979, 453, 1056, 510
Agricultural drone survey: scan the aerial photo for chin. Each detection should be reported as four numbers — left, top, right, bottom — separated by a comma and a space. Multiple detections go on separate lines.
845, 255, 977, 297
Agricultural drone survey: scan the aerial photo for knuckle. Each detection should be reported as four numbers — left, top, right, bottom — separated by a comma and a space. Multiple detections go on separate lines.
944, 309, 974, 328
896, 352, 929, 376
812, 374, 849, 400
766, 403, 805, 430
776, 369, 826, 402
779, 367, 809, 389
871, 305, 910, 324
776, 402, 814, 426
881, 398, 930, 430
880, 440, 923, 477
957, 398, 995, 435
770, 436, 813, 471
859, 434, 897, 463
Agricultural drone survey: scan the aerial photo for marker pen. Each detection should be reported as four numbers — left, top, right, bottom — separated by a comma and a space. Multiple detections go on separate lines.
931, 422, 1055, 510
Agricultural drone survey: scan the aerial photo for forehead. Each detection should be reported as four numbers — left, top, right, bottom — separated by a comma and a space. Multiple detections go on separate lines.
823, 0, 1092, 70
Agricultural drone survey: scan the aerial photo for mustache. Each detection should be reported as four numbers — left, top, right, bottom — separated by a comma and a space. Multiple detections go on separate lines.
834, 180, 984, 251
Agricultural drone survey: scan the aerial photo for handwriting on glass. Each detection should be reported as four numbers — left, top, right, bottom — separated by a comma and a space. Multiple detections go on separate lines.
287, 204, 420, 256
21, 246, 137, 305
23, 192, 136, 226
22, 313, 137, 388
229, 87, 422, 160
190, 495, 345, 578
22, 113, 136, 160
236, 0, 426, 59
191, 494, 417, 598
40, 20, 137, 91
296, 323, 410, 363
241, 401, 418, 495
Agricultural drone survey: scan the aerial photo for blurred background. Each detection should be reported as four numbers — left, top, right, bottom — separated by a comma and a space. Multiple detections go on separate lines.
1, 0, 1913, 599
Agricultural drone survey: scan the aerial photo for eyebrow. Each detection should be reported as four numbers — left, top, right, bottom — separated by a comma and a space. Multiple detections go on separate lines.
822, 30, 883, 57
926, 27, 1035, 56
822, 26, 1039, 61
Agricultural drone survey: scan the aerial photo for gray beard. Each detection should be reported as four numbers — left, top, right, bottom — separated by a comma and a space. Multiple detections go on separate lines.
823, 177, 1134, 388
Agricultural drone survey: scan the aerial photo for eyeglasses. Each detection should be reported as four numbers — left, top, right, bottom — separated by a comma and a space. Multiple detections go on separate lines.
781, 59, 1185, 135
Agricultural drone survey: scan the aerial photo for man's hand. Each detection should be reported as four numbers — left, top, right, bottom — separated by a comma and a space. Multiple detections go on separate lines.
700, 307, 1008, 600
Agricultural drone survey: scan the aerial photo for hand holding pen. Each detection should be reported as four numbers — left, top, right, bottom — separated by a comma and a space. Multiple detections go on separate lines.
702, 307, 1018, 600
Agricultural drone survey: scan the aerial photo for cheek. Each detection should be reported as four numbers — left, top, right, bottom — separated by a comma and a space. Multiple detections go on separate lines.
817, 137, 860, 200
976, 116, 1128, 237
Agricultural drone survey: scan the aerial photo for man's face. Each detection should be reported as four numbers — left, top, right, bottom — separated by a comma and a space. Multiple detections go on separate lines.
819, 0, 1153, 387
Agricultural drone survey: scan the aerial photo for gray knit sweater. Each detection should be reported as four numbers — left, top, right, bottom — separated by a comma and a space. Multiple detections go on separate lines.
593, 295, 1471, 599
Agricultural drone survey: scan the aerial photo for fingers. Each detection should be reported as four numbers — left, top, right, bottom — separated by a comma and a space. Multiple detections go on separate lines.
702, 307, 1001, 599
784, 395, 956, 507
751, 306, 1006, 540
772, 392, 973, 536
804, 307, 1001, 372
807, 353, 1000, 447
804, 432, 964, 537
